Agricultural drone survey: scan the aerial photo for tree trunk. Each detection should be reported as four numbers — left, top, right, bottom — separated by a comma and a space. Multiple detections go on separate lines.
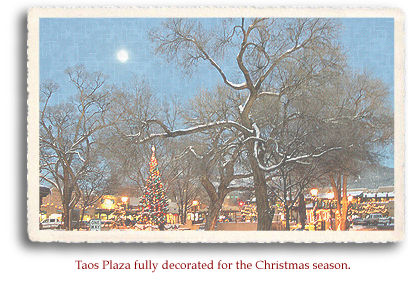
251, 159, 273, 231
80, 207, 86, 224
179, 208, 186, 224
340, 174, 348, 231
205, 200, 223, 231
298, 193, 307, 230
255, 195, 273, 230
199, 176, 228, 231
329, 172, 349, 231
329, 172, 342, 230
62, 187, 71, 230
285, 205, 290, 231
62, 202, 70, 230
184, 202, 188, 224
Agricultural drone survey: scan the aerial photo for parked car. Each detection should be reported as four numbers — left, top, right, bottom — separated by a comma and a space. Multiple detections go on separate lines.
292, 227, 309, 231
196, 224, 206, 231
40, 218, 62, 230
377, 217, 394, 230
352, 218, 365, 225
365, 213, 383, 226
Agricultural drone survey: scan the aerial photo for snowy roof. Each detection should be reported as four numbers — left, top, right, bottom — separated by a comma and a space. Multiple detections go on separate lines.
348, 191, 364, 197
363, 192, 394, 198
377, 186, 394, 192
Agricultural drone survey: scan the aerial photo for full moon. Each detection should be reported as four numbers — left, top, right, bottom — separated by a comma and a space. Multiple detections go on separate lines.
117, 50, 129, 62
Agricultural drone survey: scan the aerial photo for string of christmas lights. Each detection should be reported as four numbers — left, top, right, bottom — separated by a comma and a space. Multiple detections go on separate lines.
137, 146, 169, 225
348, 202, 388, 216
240, 204, 257, 221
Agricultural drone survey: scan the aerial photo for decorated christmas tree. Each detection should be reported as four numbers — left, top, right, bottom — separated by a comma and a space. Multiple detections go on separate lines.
138, 146, 169, 225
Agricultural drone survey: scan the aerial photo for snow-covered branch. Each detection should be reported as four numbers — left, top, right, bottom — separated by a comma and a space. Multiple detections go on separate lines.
252, 120, 345, 172
128, 120, 254, 143
40, 174, 60, 190
258, 91, 281, 98
175, 146, 204, 160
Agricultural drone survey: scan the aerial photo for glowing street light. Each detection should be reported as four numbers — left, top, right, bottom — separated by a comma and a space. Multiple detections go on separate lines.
121, 196, 129, 211
327, 191, 334, 200
103, 198, 114, 209
191, 200, 199, 222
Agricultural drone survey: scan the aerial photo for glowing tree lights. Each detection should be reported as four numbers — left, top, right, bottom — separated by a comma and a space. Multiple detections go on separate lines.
138, 146, 169, 225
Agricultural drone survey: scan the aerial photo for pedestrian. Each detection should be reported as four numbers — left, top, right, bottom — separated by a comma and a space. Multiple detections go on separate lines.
158, 222, 165, 231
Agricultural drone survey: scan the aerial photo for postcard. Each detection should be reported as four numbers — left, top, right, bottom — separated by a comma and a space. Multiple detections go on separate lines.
27, 6, 404, 242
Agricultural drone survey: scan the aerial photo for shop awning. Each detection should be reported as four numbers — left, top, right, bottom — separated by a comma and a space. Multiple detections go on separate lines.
348, 191, 363, 197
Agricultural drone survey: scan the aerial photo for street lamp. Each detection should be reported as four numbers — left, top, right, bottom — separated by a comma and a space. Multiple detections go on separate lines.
121, 196, 128, 210
327, 191, 334, 200
310, 188, 319, 231
192, 200, 199, 222
327, 191, 334, 230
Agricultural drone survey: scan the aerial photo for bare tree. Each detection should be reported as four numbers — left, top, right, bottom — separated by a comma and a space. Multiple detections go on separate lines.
268, 161, 326, 230
250, 76, 343, 230
40, 65, 122, 230
76, 158, 120, 226
309, 70, 394, 230
171, 86, 251, 230
99, 75, 189, 202
166, 157, 201, 224
177, 138, 250, 231
135, 18, 346, 230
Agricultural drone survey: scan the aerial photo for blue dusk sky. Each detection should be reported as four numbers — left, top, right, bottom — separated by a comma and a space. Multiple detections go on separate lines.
39, 17, 395, 167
